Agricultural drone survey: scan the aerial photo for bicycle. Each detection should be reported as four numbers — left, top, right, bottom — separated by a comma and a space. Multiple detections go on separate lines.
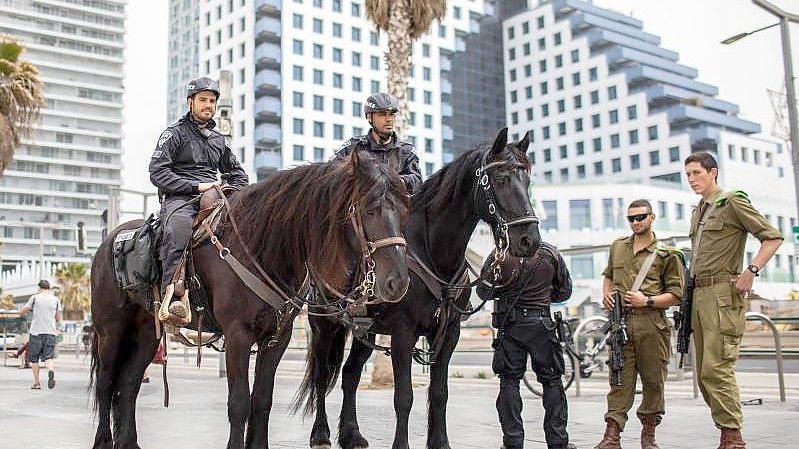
523, 315, 610, 397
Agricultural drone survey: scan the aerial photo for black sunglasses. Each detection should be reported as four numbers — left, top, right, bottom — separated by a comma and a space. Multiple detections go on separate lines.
626, 213, 651, 223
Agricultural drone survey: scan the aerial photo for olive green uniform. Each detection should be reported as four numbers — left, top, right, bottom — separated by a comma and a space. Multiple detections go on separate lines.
601, 234, 685, 430
689, 188, 782, 429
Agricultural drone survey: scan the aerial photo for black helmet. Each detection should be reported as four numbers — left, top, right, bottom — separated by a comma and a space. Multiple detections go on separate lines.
364, 92, 399, 117
186, 77, 220, 99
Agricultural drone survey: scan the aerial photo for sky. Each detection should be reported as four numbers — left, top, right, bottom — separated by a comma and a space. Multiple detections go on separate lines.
120, 0, 799, 206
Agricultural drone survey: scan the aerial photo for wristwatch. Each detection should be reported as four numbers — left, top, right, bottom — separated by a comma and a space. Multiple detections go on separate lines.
646, 297, 655, 308
746, 264, 760, 277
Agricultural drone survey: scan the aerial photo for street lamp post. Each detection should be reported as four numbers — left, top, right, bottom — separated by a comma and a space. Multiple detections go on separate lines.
722, 0, 799, 253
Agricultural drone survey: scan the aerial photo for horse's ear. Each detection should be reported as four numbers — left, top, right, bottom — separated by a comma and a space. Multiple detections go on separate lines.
491, 127, 508, 155
516, 131, 530, 152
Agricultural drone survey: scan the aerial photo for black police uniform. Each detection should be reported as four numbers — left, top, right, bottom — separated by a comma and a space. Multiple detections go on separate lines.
148, 112, 248, 291
477, 243, 574, 449
334, 131, 422, 194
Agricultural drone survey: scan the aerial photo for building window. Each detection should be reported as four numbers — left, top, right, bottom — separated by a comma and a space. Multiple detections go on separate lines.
313, 18, 323, 33
293, 145, 304, 161
293, 39, 303, 55
539, 59, 547, 73
507, 26, 515, 39
572, 72, 581, 86
589, 67, 598, 81
508, 48, 515, 61
510, 91, 518, 104
542, 126, 550, 140
602, 198, 615, 229
370, 55, 380, 70
523, 43, 531, 56
570, 254, 594, 279
591, 114, 600, 128
425, 138, 433, 153
574, 118, 583, 132
595, 161, 604, 176
352, 76, 361, 91
557, 99, 565, 113
543, 148, 551, 162
630, 154, 641, 170
333, 98, 343, 114
293, 13, 303, 29
333, 124, 344, 140
559, 145, 568, 159
423, 67, 432, 81
351, 2, 360, 16
537, 15, 545, 29
314, 147, 325, 162
542, 200, 558, 230
315, 69, 325, 85
554, 32, 562, 45
370, 31, 378, 45
371, 80, 380, 92
313, 121, 324, 137
511, 112, 519, 125
333, 48, 343, 62
571, 49, 579, 63
658, 201, 668, 219
424, 114, 433, 129
627, 105, 637, 120
313, 43, 323, 58
556, 77, 564, 90
540, 81, 548, 95
351, 101, 361, 117
352, 51, 362, 66
293, 118, 304, 134
676, 203, 685, 220
573, 94, 582, 109
754, 149, 761, 164
352, 26, 361, 42
509, 69, 517, 82
610, 133, 620, 148
593, 137, 602, 152
560, 167, 569, 182
526, 107, 533, 120
669, 146, 680, 162
650, 150, 660, 166
629, 129, 639, 145
741, 146, 749, 162
558, 122, 567, 136
648, 125, 658, 141
570, 199, 591, 230
425, 162, 434, 176
608, 85, 617, 100
292, 91, 304, 107
576, 141, 585, 155
728, 144, 736, 159
524, 64, 532, 77
538, 37, 546, 50
555, 54, 563, 68
293, 65, 303, 81
590, 90, 599, 104
313, 95, 324, 111
333, 22, 342, 37
612, 157, 621, 172
609, 109, 618, 124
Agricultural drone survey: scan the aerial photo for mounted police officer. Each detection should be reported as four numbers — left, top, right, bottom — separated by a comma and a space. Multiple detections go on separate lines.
149, 76, 249, 300
477, 243, 577, 449
334, 92, 422, 194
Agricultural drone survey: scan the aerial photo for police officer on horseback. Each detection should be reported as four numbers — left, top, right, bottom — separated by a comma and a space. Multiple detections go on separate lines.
334, 92, 422, 194
477, 243, 578, 449
149, 76, 248, 299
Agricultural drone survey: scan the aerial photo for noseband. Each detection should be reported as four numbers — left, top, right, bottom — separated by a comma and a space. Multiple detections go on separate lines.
348, 204, 407, 301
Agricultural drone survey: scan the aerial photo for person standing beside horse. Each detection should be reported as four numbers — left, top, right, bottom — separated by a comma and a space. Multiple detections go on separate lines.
593, 199, 684, 449
334, 92, 422, 194
17, 280, 62, 389
477, 243, 577, 449
148, 76, 248, 303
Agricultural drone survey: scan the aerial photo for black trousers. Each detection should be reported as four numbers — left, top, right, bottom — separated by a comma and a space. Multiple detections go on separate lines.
492, 309, 570, 449
158, 196, 198, 292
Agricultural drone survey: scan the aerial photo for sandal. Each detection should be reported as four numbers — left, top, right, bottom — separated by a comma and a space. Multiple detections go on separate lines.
31, 384, 41, 390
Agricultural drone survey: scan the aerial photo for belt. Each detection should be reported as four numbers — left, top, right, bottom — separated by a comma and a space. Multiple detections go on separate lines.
626, 307, 665, 316
694, 274, 736, 288
517, 307, 550, 318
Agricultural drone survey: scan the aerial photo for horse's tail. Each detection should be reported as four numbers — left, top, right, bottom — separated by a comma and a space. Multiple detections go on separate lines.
291, 320, 348, 416
88, 329, 100, 413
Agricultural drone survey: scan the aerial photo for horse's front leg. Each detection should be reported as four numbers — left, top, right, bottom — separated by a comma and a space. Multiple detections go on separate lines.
426, 322, 460, 449
390, 328, 416, 449
225, 327, 254, 449
338, 336, 375, 449
246, 323, 292, 449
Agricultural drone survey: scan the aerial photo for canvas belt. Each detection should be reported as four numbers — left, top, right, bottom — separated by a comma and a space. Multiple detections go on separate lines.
694, 274, 736, 288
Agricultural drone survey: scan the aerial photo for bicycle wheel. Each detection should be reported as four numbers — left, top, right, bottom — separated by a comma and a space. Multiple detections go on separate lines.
524, 350, 576, 397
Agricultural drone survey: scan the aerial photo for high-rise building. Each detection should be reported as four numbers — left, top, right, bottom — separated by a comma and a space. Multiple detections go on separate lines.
197, 0, 490, 181
0, 0, 126, 270
167, 0, 200, 124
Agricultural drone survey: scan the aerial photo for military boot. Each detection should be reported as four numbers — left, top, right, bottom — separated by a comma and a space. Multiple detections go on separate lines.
717, 428, 746, 449
640, 415, 660, 449
593, 419, 622, 449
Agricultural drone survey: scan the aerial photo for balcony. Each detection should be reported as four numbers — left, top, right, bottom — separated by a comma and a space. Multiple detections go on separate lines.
441, 103, 453, 117
624, 65, 718, 96
440, 79, 452, 95
442, 125, 454, 141
665, 105, 760, 135
689, 126, 721, 152
255, 16, 281, 45
585, 28, 678, 61
255, 43, 281, 70
605, 46, 697, 78
255, 0, 280, 18
255, 97, 281, 124
554, 0, 643, 29
255, 123, 281, 146
255, 69, 281, 96
645, 85, 738, 115
569, 12, 660, 45
254, 150, 282, 174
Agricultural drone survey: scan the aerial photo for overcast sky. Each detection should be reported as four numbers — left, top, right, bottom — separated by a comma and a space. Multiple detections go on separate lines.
120, 0, 798, 201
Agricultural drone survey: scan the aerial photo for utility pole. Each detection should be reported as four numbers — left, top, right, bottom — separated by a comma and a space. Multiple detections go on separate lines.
217, 70, 233, 379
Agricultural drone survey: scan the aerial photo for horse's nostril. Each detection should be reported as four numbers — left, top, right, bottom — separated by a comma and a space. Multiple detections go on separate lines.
520, 235, 531, 248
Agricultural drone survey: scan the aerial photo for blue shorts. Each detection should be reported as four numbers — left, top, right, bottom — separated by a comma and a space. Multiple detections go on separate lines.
28, 334, 56, 363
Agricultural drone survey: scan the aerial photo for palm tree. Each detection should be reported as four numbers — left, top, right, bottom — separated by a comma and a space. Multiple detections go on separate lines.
366, 0, 446, 138
365, 0, 447, 388
55, 263, 91, 321
0, 34, 45, 175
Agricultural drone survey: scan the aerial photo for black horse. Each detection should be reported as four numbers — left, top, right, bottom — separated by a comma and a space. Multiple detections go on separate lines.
297, 128, 541, 449
89, 150, 410, 449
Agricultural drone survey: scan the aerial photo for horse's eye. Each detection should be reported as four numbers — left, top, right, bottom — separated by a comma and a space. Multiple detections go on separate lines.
366, 208, 379, 216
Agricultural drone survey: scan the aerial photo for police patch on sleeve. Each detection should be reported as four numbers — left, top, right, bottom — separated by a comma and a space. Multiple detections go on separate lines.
157, 130, 173, 148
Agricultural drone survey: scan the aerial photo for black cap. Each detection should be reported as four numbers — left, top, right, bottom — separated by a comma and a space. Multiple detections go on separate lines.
364, 92, 399, 117
186, 77, 220, 99
38, 280, 50, 290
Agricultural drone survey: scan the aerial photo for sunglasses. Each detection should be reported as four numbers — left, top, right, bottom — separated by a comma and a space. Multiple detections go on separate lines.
626, 213, 651, 223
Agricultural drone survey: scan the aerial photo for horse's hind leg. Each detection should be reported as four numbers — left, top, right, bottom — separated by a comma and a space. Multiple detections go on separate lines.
225, 327, 254, 449
92, 316, 127, 449
426, 323, 460, 449
114, 305, 158, 449
338, 336, 374, 449
245, 328, 292, 449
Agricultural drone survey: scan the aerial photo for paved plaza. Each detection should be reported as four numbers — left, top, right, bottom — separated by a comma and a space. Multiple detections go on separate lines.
0, 353, 797, 449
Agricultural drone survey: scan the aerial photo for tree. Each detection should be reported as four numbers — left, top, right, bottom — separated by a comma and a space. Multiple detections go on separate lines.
366, 0, 446, 138
0, 34, 45, 175
55, 263, 91, 321
364, 0, 447, 388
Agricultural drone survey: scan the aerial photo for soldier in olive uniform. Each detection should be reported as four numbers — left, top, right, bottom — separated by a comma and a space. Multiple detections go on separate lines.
684, 152, 783, 449
594, 200, 684, 449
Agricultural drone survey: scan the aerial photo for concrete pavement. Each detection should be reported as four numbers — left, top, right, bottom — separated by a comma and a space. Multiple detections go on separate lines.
0, 355, 797, 448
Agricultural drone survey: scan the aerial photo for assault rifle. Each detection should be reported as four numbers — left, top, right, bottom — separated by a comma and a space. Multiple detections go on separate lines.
674, 276, 694, 368
606, 290, 628, 387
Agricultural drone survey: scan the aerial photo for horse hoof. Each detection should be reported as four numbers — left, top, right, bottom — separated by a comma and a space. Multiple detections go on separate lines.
311, 445, 332, 449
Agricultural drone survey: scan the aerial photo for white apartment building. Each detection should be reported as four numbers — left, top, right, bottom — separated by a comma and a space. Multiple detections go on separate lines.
0, 0, 126, 270
196, 0, 492, 181
167, 0, 200, 124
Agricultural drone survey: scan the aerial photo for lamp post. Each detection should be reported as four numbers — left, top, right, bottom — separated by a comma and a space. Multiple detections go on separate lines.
722, 0, 799, 257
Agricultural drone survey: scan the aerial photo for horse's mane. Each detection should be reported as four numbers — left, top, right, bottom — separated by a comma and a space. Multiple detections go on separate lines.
412, 141, 531, 212
229, 151, 408, 291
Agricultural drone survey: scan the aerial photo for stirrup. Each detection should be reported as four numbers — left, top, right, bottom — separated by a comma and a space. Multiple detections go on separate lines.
158, 283, 192, 333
